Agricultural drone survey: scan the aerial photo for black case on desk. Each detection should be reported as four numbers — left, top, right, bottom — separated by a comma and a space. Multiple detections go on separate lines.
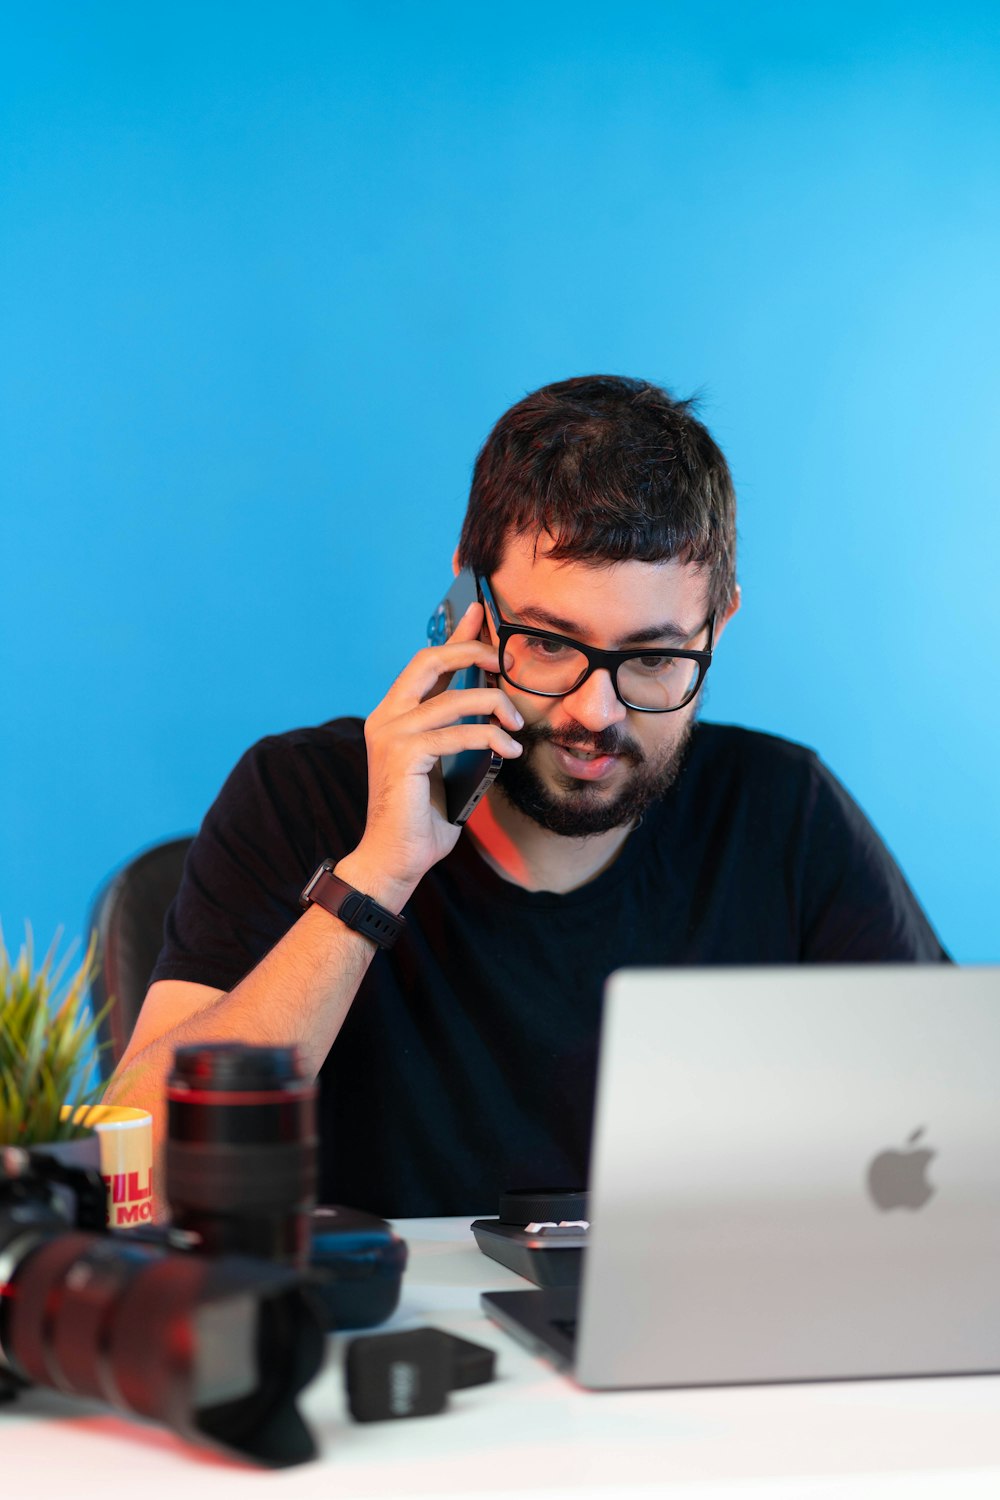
309, 1205, 408, 1330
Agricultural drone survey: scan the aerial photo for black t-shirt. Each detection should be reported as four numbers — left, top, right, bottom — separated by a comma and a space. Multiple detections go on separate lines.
151, 719, 947, 1216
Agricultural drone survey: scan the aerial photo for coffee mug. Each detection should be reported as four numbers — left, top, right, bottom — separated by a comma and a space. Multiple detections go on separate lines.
61, 1104, 154, 1228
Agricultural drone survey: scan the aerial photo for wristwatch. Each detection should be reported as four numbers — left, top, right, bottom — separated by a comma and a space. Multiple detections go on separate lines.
300, 860, 407, 950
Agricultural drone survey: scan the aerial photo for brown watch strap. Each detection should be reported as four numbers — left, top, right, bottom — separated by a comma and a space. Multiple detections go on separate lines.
299, 860, 406, 950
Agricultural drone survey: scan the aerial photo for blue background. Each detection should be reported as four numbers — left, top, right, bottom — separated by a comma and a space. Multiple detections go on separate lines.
3, 2, 998, 977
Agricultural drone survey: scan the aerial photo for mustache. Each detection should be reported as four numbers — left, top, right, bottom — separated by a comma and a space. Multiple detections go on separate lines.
513, 721, 643, 761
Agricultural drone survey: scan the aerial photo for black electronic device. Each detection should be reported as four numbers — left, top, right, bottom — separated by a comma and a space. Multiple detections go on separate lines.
345, 1326, 496, 1422
471, 1188, 589, 1288
426, 568, 503, 825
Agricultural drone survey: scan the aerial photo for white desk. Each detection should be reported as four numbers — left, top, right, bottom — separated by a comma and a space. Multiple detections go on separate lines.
4, 1217, 1000, 1499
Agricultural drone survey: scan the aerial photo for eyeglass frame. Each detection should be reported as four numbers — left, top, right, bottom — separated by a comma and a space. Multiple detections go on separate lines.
476, 574, 716, 714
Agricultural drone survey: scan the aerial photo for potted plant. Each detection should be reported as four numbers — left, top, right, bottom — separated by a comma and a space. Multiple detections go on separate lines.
0, 928, 105, 1148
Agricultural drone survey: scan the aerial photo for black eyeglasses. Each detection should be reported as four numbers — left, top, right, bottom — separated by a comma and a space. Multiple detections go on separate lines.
477, 575, 714, 713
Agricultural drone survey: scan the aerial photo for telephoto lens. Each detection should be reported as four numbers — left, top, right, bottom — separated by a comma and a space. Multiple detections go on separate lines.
0, 1142, 325, 1467
166, 1044, 318, 1267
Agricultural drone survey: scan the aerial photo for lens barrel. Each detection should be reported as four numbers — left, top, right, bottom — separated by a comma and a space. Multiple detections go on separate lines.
0, 1227, 324, 1466
0, 1046, 324, 1466
166, 1044, 318, 1267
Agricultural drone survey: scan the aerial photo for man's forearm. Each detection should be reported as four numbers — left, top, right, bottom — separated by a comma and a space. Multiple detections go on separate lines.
110, 904, 371, 1085
103, 856, 416, 1212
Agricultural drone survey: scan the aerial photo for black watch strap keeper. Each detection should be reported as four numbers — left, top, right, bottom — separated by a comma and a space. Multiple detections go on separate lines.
300, 860, 406, 950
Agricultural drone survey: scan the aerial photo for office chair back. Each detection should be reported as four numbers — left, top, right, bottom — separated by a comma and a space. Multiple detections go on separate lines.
88, 836, 193, 1079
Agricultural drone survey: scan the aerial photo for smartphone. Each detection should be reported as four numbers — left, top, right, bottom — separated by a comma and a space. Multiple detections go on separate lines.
426, 569, 503, 825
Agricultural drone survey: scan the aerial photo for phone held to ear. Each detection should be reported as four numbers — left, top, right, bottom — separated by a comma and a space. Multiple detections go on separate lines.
426, 569, 503, 825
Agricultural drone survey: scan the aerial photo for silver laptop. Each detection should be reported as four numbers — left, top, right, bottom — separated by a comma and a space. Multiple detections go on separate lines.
483, 965, 1000, 1388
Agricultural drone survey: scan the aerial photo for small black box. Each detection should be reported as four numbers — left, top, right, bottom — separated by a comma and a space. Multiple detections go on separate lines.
346, 1329, 451, 1421
345, 1328, 496, 1422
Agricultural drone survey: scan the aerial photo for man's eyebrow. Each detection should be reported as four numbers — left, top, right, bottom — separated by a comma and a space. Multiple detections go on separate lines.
514, 601, 696, 647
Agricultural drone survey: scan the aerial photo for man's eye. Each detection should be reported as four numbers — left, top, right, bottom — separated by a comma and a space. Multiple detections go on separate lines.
632, 655, 676, 674
526, 637, 572, 658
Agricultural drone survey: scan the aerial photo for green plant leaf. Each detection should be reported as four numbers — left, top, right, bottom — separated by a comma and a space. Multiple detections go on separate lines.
0, 927, 114, 1146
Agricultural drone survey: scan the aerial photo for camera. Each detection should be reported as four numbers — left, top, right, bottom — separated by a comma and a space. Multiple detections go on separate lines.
0, 1044, 408, 1464
0, 1044, 331, 1468
0, 1042, 408, 1463
0, 1134, 324, 1465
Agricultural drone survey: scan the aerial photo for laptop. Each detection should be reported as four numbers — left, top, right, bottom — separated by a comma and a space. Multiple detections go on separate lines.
482, 964, 1000, 1388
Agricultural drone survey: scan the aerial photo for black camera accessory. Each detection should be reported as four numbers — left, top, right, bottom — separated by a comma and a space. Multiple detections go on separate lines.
345, 1327, 496, 1422
471, 1187, 589, 1288
300, 860, 406, 949
167, 1044, 317, 1267
308, 1205, 409, 1330
0, 1144, 325, 1468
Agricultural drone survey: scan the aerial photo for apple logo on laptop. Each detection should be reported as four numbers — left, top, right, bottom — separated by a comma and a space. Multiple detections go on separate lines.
866, 1127, 936, 1211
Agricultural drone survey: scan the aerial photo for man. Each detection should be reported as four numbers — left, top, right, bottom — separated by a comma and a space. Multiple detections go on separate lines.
106, 375, 946, 1215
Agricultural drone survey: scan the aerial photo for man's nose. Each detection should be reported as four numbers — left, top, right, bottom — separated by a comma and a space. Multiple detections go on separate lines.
560, 668, 628, 732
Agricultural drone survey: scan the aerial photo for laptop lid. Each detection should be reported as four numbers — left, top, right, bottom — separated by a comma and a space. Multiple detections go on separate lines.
575, 965, 1000, 1389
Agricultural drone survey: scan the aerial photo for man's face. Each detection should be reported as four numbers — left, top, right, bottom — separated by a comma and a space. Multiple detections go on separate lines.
484, 533, 735, 837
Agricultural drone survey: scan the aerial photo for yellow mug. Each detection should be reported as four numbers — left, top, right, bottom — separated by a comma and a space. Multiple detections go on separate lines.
61, 1104, 154, 1229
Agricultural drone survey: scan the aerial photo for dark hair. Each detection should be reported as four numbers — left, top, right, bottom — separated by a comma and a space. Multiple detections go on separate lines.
457, 375, 737, 617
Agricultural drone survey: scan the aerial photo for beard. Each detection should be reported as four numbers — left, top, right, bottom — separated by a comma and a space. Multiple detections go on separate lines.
496, 716, 693, 838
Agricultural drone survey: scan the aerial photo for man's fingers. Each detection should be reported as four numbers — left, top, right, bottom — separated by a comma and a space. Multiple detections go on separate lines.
405, 686, 524, 734
421, 723, 524, 761
383, 631, 502, 706
447, 600, 485, 642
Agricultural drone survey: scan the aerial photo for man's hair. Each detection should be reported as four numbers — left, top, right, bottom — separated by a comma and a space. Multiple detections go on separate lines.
457, 374, 737, 618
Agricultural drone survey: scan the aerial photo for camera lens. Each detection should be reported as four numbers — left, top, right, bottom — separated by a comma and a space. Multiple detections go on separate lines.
1, 1228, 323, 1465
0, 1146, 324, 1467
166, 1044, 317, 1267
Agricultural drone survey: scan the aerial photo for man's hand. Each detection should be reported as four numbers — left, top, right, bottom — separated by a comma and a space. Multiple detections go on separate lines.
106, 606, 525, 1164
341, 602, 524, 907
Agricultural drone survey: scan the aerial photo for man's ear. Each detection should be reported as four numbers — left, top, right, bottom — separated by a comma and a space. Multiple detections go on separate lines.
451, 547, 461, 577
713, 583, 741, 645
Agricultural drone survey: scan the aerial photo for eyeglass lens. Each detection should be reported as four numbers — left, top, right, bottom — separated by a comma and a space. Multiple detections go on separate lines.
501, 633, 700, 710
